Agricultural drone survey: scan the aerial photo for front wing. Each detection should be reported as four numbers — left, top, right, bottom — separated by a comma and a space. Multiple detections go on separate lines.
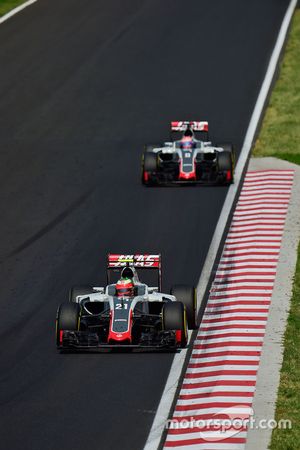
58, 330, 178, 352
147, 170, 231, 186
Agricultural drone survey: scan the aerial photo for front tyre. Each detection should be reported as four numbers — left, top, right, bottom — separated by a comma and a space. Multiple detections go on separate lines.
142, 152, 157, 185
163, 302, 188, 348
170, 285, 197, 329
56, 302, 80, 347
217, 149, 234, 184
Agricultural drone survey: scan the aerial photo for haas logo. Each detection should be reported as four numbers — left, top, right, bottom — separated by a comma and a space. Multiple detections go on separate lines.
108, 254, 160, 268
134, 254, 159, 267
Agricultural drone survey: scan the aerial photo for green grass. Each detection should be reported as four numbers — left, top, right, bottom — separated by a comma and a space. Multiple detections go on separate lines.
252, 9, 300, 450
0, 0, 29, 17
270, 152, 300, 166
253, 10, 300, 162
270, 242, 300, 449
0, 0, 298, 446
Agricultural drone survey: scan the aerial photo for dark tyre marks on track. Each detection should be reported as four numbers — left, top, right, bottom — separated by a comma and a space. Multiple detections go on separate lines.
0, 1, 290, 450
7, 188, 94, 259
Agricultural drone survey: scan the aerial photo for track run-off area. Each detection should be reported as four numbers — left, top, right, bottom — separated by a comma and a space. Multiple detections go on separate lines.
0, 1, 296, 450
164, 170, 294, 449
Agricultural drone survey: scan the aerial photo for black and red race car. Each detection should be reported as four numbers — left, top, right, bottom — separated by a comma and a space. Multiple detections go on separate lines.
56, 254, 197, 351
142, 121, 235, 185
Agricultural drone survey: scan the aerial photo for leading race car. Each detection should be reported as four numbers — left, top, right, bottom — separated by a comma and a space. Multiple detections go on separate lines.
142, 121, 235, 186
56, 254, 198, 351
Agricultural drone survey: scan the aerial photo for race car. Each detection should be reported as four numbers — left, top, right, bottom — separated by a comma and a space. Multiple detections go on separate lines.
56, 254, 198, 351
141, 121, 235, 185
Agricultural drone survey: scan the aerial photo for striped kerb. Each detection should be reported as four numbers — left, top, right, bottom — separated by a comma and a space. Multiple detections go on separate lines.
164, 170, 294, 450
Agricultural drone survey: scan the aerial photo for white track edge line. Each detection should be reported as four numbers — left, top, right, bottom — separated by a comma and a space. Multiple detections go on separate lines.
0, 0, 38, 24
143, 1, 297, 449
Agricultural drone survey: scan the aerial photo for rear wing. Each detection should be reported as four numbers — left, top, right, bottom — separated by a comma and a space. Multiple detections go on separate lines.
171, 121, 209, 132
106, 254, 162, 291
107, 254, 161, 268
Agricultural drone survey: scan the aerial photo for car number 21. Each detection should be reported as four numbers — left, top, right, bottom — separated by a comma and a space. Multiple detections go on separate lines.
115, 303, 128, 309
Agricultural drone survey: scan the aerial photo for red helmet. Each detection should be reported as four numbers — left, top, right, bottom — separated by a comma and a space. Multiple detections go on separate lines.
180, 134, 194, 148
116, 279, 134, 297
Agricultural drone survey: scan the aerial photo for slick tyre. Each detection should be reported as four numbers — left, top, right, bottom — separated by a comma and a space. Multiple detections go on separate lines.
171, 285, 197, 329
163, 302, 188, 348
142, 152, 157, 185
69, 286, 95, 303
217, 146, 234, 184
56, 302, 80, 346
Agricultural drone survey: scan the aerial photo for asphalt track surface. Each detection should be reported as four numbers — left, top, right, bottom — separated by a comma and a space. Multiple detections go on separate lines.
0, 1, 290, 449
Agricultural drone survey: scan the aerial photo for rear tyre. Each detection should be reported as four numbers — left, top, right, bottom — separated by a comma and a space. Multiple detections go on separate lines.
56, 302, 80, 346
170, 285, 197, 329
142, 152, 157, 185
69, 286, 95, 303
217, 145, 234, 184
163, 302, 187, 348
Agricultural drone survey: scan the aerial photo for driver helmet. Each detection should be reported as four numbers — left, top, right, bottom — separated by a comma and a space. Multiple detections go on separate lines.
116, 278, 134, 297
181, 136, 195, 150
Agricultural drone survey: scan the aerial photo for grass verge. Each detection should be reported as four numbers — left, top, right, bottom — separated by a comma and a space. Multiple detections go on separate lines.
252, 9, 300, 450
270, 241, 300, 450
253, 10, 300, 162
0, 0, 29, 17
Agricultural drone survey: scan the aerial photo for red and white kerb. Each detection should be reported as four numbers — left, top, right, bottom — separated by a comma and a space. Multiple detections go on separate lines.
164, 170, 294, 449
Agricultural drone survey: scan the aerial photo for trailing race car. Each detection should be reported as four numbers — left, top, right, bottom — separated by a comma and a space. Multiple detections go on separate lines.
142, 121, 235, 185
56, 254, 198, 351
